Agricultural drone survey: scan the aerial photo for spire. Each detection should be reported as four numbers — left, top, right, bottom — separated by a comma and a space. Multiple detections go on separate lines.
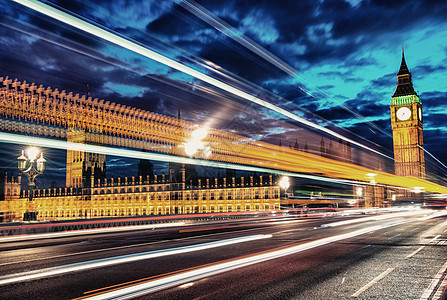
393, 47, 417, 97
397, 46, 410, 76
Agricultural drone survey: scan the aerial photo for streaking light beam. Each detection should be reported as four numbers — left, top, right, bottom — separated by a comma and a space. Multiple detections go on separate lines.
0, 131, 368, 187
321, 209, 434, 227
0, 234, 271, 286
0, 222, 185, 243
83, 219, 410, 299
12, 0, 391, 160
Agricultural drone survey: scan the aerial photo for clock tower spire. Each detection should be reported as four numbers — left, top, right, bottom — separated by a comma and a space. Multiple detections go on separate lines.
393, 47, 417, 97
390, 49, 425, 179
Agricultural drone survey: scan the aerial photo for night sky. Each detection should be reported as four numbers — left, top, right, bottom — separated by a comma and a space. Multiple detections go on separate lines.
0, 0, 446, 185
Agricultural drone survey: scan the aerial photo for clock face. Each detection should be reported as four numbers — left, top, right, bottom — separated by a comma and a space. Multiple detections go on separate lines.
418, 107, 422, 121
396, 107, 411, 121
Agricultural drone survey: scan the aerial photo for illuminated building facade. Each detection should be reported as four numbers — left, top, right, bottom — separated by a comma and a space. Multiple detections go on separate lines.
0, 113, 280, 221
0, 76, 282, 222
0, 171, 280, 222
0, 172, 21, 221
390, 50, 425, 179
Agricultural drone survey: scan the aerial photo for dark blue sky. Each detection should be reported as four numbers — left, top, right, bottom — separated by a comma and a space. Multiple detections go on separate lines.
1, 0, 446, 183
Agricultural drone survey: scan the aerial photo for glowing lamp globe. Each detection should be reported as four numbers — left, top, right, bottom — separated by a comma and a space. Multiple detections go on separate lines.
279, 176, 290, 190
37, 153, 46, 172
17, 150, 27, 171
26, 147, 39, 162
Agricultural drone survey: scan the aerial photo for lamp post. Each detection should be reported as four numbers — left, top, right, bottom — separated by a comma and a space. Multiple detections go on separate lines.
279, 176, 290, 196
17, 147, 46, 221
279, 176, 290, 207
356, 186, 363, 208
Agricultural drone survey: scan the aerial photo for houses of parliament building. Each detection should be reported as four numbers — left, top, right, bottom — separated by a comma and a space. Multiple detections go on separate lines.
0, 128, 280, 222
0, 50, 428, 221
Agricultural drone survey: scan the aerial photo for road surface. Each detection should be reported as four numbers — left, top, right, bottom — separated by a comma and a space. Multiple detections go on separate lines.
1, 208, 446, 299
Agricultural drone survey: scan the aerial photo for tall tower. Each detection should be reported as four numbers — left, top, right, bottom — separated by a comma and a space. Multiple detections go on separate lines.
390, 49, 425, 178
66, 128, 106, 187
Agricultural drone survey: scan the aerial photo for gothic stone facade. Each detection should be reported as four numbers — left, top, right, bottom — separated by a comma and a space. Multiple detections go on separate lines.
0, 173, 280, 222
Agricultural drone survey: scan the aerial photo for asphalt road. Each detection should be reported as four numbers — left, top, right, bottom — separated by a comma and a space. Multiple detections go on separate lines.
1, 208, 447, 299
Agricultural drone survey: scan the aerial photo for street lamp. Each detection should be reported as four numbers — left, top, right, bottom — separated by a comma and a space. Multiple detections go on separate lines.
352, 186, 363, 208
356, 187, 363, 197
279, 176, 290, 198
17, 147, 46, 221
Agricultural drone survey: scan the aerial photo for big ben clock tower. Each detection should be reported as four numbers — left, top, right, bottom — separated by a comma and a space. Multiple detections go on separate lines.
390, 49, 425, 179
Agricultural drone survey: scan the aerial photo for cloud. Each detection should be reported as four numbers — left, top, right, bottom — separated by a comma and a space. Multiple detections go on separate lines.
371, 73, 395, 89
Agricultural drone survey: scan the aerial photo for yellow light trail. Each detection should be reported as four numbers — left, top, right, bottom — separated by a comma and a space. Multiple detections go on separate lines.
1, 131, 447, 195
0, 131, 366, 186
12, 0, 392, 160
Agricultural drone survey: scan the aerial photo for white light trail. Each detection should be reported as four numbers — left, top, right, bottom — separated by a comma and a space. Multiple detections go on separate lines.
12, 0, 391, 160
177, 0, 393, 145
83, 219, 410, 299
322, 209, 434, 227
417, 210, 447, 221
0, 234, 271, 286
0, 222, 185, 243
178, 0, 297, 77
418, 145, 447, 171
